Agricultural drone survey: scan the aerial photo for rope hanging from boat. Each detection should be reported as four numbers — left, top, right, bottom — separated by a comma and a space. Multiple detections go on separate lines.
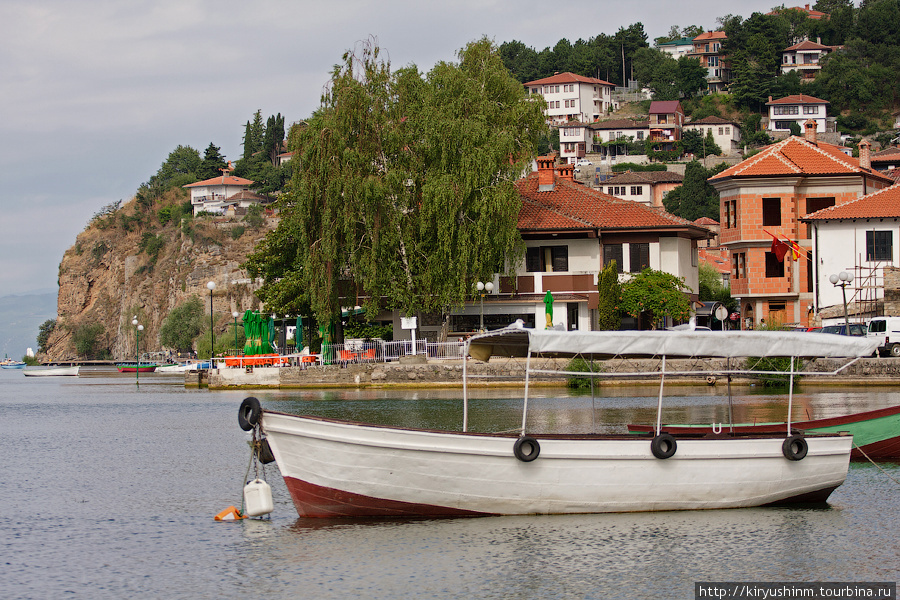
854, 443, 900, 486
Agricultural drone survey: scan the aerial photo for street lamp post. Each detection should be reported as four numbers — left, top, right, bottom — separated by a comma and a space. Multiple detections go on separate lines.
207, 281, 216, 361
828, 271, 852, 333
232, 311, 240, 354
476, 281, 494, 332
131, 316, 143, 384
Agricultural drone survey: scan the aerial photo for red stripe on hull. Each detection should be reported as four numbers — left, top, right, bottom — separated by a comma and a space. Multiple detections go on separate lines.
283, 476, 495, 518
852, 437, 900, 460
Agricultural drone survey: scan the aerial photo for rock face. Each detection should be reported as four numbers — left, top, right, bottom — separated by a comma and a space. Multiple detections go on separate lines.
45, 199, 274, 361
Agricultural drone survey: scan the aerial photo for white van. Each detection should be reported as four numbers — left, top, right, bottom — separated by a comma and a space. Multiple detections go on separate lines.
866, 316, 900, 357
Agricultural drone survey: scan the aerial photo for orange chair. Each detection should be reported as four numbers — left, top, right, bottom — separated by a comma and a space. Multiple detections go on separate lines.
338, 350, 357, 365
360, 349, 377, 362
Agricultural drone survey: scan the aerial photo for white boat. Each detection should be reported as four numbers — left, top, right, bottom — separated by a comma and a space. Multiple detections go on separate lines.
242, 326, 878, 518
23, 366, 79, 377
156, 361, 211, 373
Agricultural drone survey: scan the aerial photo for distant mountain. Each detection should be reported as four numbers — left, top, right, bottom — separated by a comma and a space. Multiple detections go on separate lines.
0, 292, 57, 359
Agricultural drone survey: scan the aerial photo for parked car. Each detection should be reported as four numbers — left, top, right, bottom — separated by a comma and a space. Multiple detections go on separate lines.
576, 159, 593, 166
820, 323, 867, 336
867, 316, 900, 357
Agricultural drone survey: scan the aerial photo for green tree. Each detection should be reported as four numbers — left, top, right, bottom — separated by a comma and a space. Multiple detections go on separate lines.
597, 260, 621, 330
197, 143, 228, 180
663, 160, 727, 220
73, 322, 106, 358
245, 38, 547, 324
36, 319, 56, 354
160, 296, 205, 353
619, 268, 692, 329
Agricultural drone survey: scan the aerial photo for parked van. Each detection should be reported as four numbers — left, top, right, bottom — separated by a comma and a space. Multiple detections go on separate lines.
867, 316, 900, 357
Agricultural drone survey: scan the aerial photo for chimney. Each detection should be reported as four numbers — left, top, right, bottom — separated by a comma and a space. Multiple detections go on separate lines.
768, 96, 773, 103
804, 119, 817, 144
859, 139, 871, 170
557, 163, 574, 181
536, 155, 556, 189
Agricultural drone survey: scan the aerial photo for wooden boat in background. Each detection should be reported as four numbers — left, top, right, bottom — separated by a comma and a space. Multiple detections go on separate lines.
23, 366, 79, 377
243, 327, 879, 518
628, 404, 900, 460
115, 362, 158, 373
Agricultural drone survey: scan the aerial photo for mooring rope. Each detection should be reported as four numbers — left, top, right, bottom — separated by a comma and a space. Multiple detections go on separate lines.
854, 442, 900, 486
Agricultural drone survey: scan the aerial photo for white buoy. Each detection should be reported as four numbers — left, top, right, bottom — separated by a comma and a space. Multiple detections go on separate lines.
243, 479, 273, 517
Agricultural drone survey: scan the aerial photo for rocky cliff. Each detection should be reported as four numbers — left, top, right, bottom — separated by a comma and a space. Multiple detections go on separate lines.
45, 194, 274, 361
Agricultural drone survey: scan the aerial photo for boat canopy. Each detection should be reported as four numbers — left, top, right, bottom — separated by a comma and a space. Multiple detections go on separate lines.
467, 326, 879, 362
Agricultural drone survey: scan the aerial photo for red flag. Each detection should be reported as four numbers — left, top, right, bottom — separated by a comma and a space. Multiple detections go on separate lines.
770, 237, 789, 262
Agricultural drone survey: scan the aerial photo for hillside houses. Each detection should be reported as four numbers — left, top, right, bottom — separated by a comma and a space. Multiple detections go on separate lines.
524, 72, 617, 125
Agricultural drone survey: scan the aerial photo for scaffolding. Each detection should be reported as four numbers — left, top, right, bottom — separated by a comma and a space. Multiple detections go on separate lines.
848, 256, 888, 320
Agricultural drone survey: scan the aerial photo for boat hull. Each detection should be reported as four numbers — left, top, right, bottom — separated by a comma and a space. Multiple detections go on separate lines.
628, 405, 900, 460
23, 366, 79, 377
115, 363, 157, 373
262, 411, 852, 518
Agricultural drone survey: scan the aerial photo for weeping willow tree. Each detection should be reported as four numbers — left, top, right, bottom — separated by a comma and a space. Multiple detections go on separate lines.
245, 37, 547, 324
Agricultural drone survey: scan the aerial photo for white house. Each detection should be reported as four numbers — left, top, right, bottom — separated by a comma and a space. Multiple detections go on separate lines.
558, 121, 592, 163
766, 94, 829, 133
683, 115, 742, 155
802, 183, 900, 322
602, 170, 683, 208
588, 119, 650, 163
781, 39, 838, 80
524, 72, 617, 125
657, 37, 696, 58
183, 174, 254, 215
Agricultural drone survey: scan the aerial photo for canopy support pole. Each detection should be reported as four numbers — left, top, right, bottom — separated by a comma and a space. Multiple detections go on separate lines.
655, 355, 667, 436
462, 342, 469, 433
521, 349, 533, 435
786, 356, 796, 436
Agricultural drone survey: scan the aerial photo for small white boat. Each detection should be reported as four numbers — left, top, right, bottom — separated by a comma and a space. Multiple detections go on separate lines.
1, 357, 26, 369
242, 327, 878, 518
23, 366, 80, 377
156, 361, 211, 373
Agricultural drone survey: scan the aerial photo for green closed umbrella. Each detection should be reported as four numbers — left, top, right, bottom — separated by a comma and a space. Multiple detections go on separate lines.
543, 290, 554, 328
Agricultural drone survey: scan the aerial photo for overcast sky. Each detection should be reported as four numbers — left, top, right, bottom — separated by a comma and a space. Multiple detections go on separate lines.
0, 0, 776, 297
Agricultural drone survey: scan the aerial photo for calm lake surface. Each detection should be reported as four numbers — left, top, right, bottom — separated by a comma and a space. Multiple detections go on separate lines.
2, 368, 898, 599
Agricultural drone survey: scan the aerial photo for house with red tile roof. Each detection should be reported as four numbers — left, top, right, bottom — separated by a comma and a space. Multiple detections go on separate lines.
486, 156, 711, 330
768, 4, 829, 20
183, 173, 255, 215
781, 39, 839, 80
802, 183, 900, 322
648, 101, 684, 153
557, 120, 593, 164
523, 72, 617, 125
871, 146, 900, 172
602, 170, 683, 208
709, 123, 894, 328
766, 94, 829, 133
688, 31, 730, 92
588, 118, 650, 163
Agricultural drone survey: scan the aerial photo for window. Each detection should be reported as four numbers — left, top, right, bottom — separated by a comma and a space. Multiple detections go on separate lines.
765, 252, 785, 278
629, 243, 650, 273
526, 246, 568, 272
774, 105, 800, 115
604, 243, 624, 273
709, 56, 718, 67
725, 126, 730, 134
630, 186, 642, 196
803, 105, 818, 114
718, 127, 724, 135
762, 198, 781, 226
775, 121, 794, 130
733, 252, 747, 279
866, 231, 893, 261
637, 131, 644, 140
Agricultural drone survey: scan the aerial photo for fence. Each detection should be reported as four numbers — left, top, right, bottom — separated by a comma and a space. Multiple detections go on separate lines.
217, 339, 467, 367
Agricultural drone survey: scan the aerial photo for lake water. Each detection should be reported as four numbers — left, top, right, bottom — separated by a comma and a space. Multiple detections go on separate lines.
2, 368, 898, 599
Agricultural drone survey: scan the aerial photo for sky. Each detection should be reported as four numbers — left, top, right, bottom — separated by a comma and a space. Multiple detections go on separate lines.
0, 0, 778, 297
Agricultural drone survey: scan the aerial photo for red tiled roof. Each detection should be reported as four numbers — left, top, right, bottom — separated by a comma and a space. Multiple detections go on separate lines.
649, 101, 681, 114
590, 119, 649, 130
784, 40, 831, 51
183, 175, 254, 188
709, 136, 894, 183
871, 146, 900, 163
605, 171, 683, 185
687, 115, 738, 126
699, 247, 730, 274
524, 72, 615, 87
694, 217, 719, 226
768, 6, 828, 19
515, 172, 704, 235
766, 94, 828, 105
693, 31, 727, 41
803, 184, 900, 220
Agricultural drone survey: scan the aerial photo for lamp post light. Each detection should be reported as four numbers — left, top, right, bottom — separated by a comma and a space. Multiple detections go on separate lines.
131, 316, 143, 384
207, 281, 216, 360
476, 281, 494, 332
828, 271, 852, 333
232, 311, 240, 354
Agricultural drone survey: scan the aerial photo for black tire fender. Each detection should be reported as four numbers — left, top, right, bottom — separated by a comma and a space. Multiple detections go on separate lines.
257, 437, 276, 464
238, 397, 262, 431
513, 436, 541, 462
782, 434, 808, 461
651, 433, 677, 459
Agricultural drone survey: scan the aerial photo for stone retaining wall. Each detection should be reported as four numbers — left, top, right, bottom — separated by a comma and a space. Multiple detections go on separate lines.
199, 356, 900, 389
